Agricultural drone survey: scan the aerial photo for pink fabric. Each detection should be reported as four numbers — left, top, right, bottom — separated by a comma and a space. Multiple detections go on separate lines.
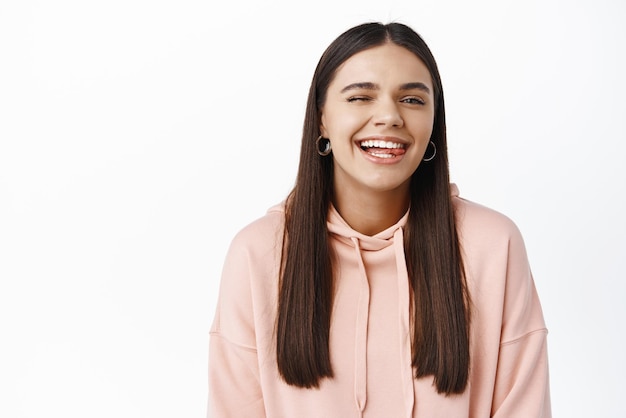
208, 185, 551, 417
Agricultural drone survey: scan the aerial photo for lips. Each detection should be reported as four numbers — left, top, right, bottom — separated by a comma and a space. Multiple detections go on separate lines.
358, 138, 407, 159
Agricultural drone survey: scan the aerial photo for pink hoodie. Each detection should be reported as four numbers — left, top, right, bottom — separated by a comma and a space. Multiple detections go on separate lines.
208, 185, 551, 417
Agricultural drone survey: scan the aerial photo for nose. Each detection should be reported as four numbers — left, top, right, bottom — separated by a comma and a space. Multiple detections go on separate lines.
373, 99, 404, 128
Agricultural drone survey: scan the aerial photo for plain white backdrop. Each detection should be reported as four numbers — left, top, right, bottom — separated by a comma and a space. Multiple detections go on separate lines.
1, 0, 625, 416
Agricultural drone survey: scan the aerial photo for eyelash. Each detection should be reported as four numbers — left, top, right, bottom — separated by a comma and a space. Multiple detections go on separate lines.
401, 97, 426, 105
346, 96, 425, 105
346, 96, 370, 102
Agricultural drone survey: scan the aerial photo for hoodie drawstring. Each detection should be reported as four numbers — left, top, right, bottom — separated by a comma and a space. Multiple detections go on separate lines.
351, 237, 369, 415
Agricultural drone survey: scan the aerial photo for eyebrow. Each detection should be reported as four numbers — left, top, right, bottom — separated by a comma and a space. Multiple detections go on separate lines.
340, 81, 431, 95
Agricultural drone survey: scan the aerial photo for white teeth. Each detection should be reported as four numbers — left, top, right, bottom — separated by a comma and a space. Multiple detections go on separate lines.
359, 140, 405, 149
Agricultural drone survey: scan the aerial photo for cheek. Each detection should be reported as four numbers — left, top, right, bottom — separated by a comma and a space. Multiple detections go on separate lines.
408, 114, 435, 141
323, 108, 368, 138
406, 129, 432, 147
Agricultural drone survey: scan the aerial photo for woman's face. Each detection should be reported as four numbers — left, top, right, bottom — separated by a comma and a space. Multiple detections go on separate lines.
320, 42, 435, 199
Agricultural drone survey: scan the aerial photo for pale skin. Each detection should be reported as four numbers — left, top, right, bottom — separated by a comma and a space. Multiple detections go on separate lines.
320, 42, 436, 236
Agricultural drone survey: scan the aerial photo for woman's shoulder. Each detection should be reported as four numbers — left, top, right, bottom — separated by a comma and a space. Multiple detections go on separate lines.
450, 185, 534, 292
450, 184, 524, 245
228, 202, 286, 254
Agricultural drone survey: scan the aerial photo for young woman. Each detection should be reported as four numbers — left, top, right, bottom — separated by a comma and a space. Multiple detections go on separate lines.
208, 22, 551, 417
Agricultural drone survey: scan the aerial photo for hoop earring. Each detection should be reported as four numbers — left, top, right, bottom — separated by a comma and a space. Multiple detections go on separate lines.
316, 136, 332, 156
423, 141, 436, 162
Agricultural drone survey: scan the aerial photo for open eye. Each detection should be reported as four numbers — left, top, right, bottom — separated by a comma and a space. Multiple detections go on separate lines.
401, 96, 426, 105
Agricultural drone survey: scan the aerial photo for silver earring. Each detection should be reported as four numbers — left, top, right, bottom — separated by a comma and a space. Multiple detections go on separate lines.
423, 141, 436, 162
316, 135, 331, 156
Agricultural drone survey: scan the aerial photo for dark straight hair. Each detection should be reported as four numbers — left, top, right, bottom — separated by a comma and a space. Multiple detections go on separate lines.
276, 22, 471, 395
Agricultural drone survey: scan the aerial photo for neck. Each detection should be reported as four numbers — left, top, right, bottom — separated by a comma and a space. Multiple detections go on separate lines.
333, 183, 410, 236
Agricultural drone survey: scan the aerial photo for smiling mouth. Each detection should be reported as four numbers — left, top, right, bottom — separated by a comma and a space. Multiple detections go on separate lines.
359, 139, 407, 159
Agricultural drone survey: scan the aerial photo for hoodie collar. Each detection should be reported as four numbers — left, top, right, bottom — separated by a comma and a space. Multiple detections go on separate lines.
326, 204, 410, 249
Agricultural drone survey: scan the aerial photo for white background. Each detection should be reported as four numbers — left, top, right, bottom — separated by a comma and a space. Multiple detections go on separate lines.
1, 0, 624, 416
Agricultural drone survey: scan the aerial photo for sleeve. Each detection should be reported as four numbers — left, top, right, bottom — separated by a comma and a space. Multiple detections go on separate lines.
207, 236, 267, 418
491, 225, 552, 418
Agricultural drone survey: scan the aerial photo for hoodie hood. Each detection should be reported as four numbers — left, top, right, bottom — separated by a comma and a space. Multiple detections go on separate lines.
326, 204, 410, 250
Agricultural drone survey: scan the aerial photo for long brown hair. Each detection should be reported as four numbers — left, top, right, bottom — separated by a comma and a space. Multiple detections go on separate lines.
277, 22, 471, 395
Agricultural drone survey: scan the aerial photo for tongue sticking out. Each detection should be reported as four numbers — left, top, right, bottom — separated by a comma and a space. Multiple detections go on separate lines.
368, 147, 405, 155
364, 147, 406, 158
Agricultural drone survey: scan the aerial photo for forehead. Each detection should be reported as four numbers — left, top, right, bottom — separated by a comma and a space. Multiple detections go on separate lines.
330, 43, 433, 89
